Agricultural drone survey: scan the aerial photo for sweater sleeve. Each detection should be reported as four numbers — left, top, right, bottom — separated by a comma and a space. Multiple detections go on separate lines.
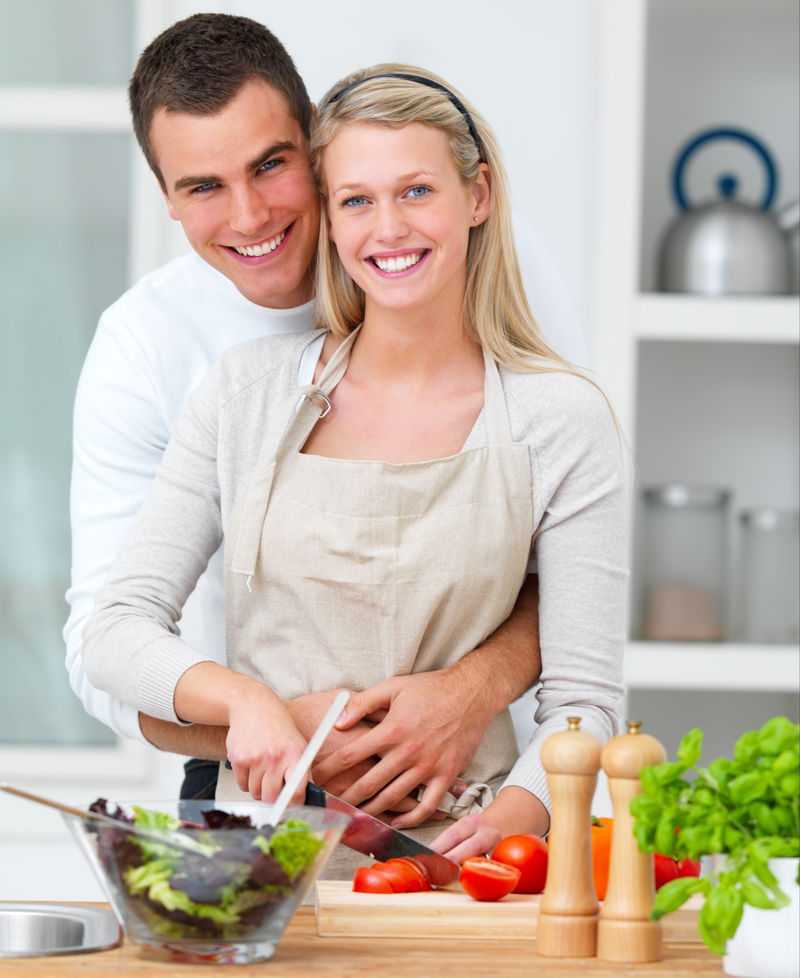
81, 365, 225, 724
502, 373, 628, 813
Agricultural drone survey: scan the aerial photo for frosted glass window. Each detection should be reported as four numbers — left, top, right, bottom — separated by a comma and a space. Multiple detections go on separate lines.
0, 131, 131, 744
0, 0, 134, 85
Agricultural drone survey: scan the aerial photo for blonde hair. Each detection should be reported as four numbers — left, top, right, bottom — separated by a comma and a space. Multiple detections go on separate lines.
311, 63, 571, 375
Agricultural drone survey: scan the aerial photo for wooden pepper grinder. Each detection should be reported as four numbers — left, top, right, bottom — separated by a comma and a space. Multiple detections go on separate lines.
537, 716, 602, 958
596, 720, 667, 962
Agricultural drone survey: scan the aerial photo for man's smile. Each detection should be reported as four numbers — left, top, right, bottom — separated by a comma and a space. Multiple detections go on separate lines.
230, 227, 289, 258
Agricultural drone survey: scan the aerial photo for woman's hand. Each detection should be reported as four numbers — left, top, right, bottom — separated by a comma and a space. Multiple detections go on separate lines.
429, 812, 503, 864
430, 785, 550, 863
224, 686, 307, 802
173, 661, 307, 803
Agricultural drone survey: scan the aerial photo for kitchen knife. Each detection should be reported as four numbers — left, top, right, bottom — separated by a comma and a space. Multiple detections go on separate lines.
304, 783, 459, 886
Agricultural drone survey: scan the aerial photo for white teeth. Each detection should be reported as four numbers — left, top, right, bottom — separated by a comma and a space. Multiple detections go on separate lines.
234, 230, 286, 257
374, 252, 423, 273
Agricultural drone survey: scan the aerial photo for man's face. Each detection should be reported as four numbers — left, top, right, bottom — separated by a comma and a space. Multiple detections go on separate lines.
150, 79, 320, 309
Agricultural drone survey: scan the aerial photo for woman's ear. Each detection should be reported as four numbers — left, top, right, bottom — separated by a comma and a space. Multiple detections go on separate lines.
472, 162, 492, 225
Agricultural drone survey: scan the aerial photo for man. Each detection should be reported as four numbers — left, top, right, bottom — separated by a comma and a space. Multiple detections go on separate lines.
64, 13, 585, 843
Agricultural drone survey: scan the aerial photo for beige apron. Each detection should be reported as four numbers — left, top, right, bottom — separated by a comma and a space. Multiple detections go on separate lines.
217, 327, 532, 863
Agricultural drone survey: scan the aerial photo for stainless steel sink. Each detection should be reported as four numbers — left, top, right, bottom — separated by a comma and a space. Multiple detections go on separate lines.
0, 902, 122, 957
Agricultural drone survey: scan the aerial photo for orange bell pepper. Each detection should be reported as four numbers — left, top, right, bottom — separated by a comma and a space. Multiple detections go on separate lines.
590, 815, 613, 900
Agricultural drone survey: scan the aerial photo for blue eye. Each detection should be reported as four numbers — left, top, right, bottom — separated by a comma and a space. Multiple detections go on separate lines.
343, 196, 368, 208
406, 185, 431, 199
258, 158, 281, 173
191, 182, 218, 195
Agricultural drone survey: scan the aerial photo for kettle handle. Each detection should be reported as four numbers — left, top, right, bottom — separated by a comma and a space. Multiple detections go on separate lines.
672, 127, 778, 212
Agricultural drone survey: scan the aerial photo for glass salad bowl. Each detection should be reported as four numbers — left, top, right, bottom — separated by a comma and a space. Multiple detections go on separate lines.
64, 798, 350, 965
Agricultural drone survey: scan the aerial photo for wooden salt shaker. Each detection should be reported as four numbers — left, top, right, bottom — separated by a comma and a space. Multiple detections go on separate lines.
536, 716, 602, 958
596, 720, 667, 962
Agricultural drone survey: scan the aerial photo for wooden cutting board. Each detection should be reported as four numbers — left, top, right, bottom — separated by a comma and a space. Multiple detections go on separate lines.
315, 882, 704, 942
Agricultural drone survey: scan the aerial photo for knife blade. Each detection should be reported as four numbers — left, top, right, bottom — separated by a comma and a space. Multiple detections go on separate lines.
304, 783, 459, 886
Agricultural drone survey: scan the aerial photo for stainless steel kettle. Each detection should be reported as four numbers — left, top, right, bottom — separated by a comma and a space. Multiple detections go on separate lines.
659, 127, 799, 295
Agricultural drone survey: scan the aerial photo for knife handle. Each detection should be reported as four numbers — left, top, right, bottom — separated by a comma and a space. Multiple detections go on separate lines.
304, 783, 327, 808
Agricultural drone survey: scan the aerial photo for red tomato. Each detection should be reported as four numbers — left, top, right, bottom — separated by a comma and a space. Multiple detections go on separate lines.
491, 834, 548, 894
381, 858, 431, 893
352, 865, 394, 893
676, 857, 701, 878
459, 857, 521, 902
653, 853, 680, 890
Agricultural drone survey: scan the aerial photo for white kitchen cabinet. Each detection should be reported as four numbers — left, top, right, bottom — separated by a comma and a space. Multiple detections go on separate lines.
591, 0, 799, 758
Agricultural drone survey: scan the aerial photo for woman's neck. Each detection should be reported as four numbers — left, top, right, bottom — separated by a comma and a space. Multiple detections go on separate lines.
351, 302, 482, 393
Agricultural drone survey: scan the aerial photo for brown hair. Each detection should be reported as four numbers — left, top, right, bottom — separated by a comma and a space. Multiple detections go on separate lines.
129, 13, 312, 190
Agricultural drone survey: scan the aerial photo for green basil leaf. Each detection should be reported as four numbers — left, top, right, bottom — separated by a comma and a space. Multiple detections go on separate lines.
752, 802, 779, 835
728, 772, 766, 805
639, 767, 660, 797
649, 876, 709, 920
655, 761, 690, 787
655, 818, 678, 856
699, 884, 743, 956
772, 749, 799, 775
677, 729, 704, 767
741, 878, 777, 909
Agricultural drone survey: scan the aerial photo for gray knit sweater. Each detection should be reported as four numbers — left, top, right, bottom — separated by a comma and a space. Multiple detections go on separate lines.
84, 329, 627, 812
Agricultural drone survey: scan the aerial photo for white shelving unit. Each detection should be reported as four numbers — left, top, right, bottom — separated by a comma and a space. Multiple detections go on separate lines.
624, 644, 799, 692
591, 0, 799, 755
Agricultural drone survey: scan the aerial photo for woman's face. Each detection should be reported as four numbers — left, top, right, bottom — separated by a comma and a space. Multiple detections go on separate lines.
322, 122, 489, 319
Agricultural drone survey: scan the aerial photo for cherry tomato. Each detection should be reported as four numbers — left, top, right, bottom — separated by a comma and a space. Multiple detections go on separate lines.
491, 834, 548, 894
676, 857, 701, 878
353, 865, 394, 893
409, 852, 459, 888
381, 858, 431, 893
459, 857, 521, 902
653, 853, 680, 890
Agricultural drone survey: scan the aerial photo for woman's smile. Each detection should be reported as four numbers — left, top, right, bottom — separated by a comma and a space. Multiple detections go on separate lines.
368, 249, 430, 275
322, 122, 485, 318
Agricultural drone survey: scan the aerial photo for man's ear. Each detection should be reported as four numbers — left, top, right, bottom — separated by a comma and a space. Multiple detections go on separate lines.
161, 188, 179, 222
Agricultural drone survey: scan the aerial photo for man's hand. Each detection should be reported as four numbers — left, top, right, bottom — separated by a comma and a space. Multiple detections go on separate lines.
309, 576, 542, 828
288, 690, 421, 812
312, 668, 492, 828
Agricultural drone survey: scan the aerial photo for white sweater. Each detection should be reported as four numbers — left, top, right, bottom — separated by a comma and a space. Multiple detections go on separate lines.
83, 329, 626, 812
65, 222, 589, 744
64, 253, 315, 740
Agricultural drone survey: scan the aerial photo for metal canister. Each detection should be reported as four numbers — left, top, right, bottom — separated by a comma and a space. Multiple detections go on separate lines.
639, 484, 730, 641
737, 508, 800, 644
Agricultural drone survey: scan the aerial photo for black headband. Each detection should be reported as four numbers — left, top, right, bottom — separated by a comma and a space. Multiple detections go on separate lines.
325, 72, 483, 161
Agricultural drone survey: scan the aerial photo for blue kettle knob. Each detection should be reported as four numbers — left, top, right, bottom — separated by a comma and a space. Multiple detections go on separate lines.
672, 127, 778, 212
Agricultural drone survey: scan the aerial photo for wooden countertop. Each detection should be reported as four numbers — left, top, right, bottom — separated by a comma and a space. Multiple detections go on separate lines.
1, 902, 724, 977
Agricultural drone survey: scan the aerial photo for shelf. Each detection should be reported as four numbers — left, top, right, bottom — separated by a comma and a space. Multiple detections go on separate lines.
624, 641, 799, 691
635, 294, 800, 344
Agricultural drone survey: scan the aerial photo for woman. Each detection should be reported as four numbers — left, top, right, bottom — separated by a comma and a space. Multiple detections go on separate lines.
84, 64, 625, 862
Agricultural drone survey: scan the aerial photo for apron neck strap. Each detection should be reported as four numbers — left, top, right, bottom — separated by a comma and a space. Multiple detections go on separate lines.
230, 327, 360, 580
481, 350, 512, 442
